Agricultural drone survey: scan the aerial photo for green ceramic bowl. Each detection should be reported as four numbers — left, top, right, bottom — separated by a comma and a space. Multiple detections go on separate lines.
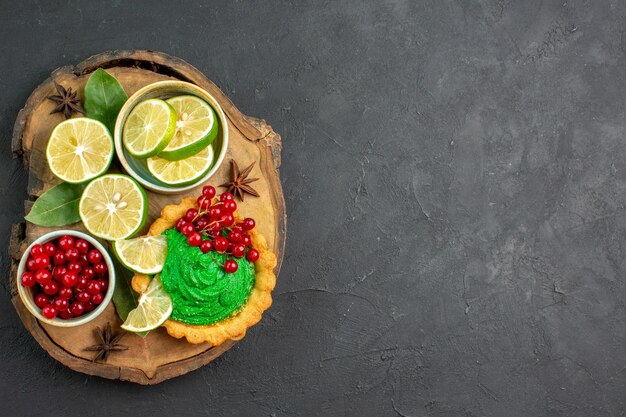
114, 81, 229, 194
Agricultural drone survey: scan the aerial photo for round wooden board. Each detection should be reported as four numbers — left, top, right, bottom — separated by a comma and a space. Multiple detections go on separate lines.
8, 50, 285, 384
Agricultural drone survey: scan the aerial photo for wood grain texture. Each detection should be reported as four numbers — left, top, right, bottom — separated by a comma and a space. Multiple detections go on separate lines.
8, 50, 285, 385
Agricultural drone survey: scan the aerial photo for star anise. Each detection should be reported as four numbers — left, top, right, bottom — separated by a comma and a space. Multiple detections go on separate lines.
84, 323, 128, 362
47, 81, 85, 119
219, 159, 260, 201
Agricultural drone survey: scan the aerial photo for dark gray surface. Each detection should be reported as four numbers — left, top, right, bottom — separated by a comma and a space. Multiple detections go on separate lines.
1, 1, 624, 416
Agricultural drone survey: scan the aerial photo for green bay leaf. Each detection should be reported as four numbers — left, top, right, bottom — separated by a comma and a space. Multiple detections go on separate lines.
24, 182, 84, 226
84, 68, 128, 132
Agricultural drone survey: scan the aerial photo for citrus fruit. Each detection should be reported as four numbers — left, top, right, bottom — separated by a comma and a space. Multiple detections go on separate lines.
122, 98, 177, 158
157, 95, 218, 161
79, 174, 148, 240
46, 117, 114, 183
121, 275, 172, 333
113, 235, 168, 275
146, 145, 214, 185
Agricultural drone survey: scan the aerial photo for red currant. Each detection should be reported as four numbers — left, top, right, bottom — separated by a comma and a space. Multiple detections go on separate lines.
67, 261, 82, 274
53, 251, 65, 265
228, 230, 242, 243
43, 242, 57, 257
58, 286, 73, 299
94, 262, 107, 275
209, 223, 223, 236
224, 259, 238, 273
231, 244, 246, 258
222, 200, 237, 213
30, 244, 44, 257
42, 304, 58, 319
220, 213, 235, 226
87, 281, 102, 295
34, 255, 50, 270
200, 240, 213, 253
65, 248, 79, 262
78, 253, 90, 266
209, 207, 221, 219
34, 294, 50, 309
76, 276, 89, 290
175, 218, 187, 232
76, 291, 91, 303
242, 218, 256, 231
70, 302, 85, 316
196, 217, 209, 230
87, 249, 102, 264
42, 281, 59, 295
61, 272, 78, 287
202, 185, 216, 199
181, 223, 195, 236
53, 298, 69, 311
91, 293, 104, 305
246, 248, 260, 262
58, 235, 75, 251
197, 196, 211, 210
35, 269, 52, 285
26, 257, 37, 271
187, 232, 202, 247
84, 301, 96, 313
53, 266, 67, 280
220, 192, 235, 202
75, 239, 90, 254
59, 309, 73, 319
98, 278, 108, 292
83, 266, 95, 279
241, 235, 252, 247
184, 208, 198, 222
21, 272, 36, 287
213, 237, 229, 252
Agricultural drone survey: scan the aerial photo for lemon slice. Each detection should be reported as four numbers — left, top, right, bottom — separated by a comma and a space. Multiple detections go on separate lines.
147, 145, 214, 185
46, 117, 114, 183
113, 235, 168, 274
121, 275, 172, 333
79, 174, 148, 240
157, 95, 218, 161
122, 99, 177, 158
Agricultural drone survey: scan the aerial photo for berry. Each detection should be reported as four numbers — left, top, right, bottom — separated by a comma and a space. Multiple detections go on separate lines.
242, 218, 256, 231
87, 249, 102, 264
53, 266, 67, 280
84, 302, 96, 313
202, 185, 216, 199
42, 281, 59, 295
246, 248, 260, 262
70, 302, 85, 316
175, 217, 187, 232
231, 244, 246, 258
209, 223, 223, 236
181, 223, 195, 236
213, 237, 229, 252
187, 232, 202, 247
26, 257, 37, 271
42, 304, 58, 319
67, 261, 82, 274
98, 278, 108, 292
65, 248, 79, 262
220, 192, 235, 203
241, 235, 252, 247
34, 294, 50, 309
224, 259, 238, 273
75, 239, 90, 254
220, 213, 235, 226
184, 208, 198, 222
76, 276, 89, 291
76, 291, 91, 303
21, 272, 36, 287
196, 217, 209, 230
82, 266, 95, 279
35, 269, 52, 285
227, 230, 242, 243
58, 235, 75, 251
197, 196, 211, 210
53, 298, 69, 311
61, 272, 78, 287
94, 262, 107, 275
30, 244, 44, 257
87, 281, 101, 295
34, 255, 50, 270
78, 253, 90, 266
91, 293, 104, 305
43, 243, 57, 257
59, 309, 73, 320
53, 251, 65, 265
208, 207, 221, 219
58, 287, 73, 299
222, 200, 237, 213
200, 240, 213, 253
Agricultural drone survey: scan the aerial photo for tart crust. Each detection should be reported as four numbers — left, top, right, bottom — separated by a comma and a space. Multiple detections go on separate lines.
131, 197, 277, 345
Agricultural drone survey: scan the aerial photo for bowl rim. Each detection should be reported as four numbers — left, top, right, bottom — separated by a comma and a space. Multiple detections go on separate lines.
113, 80, 230, 194
16, 230, 116, 327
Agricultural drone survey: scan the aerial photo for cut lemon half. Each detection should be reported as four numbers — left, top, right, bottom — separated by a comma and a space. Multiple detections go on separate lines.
113, 235, 168, 275
79, 174, 148, 240
121, 275, 172, 333
46, 117, 114, 183
157, 95, 218, 161
147, 145, 214, 185
122, 99, 177, 158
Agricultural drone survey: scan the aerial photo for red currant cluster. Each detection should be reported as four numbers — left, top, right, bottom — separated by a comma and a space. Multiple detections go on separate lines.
20, 235, 109, 320
174, 185, 260, 273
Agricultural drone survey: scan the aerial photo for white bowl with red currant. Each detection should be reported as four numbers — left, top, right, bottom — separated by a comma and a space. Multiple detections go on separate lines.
16, 230, 115, 327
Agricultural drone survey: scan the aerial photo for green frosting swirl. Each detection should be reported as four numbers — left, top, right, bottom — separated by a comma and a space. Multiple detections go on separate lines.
160, 228, 255, 325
